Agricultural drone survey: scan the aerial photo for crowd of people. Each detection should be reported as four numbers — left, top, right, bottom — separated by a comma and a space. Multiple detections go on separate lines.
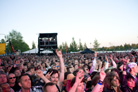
0, 49, 138, 92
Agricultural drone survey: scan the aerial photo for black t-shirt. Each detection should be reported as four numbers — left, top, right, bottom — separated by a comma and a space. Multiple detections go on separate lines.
11, 82, 21, 92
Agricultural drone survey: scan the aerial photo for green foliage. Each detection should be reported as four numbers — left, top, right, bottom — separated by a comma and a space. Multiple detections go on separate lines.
0, 39, 5, 43
58, 42, 68, 53
70, 38, 78, 52
83, 43, 87, 50
32, 41, 36, 49
6, 30, 23, 41
59, 45, 63, 50
61, 42, 66, 52
93, 39, 100, 51
98, 43, 138, 51
1, 30, 138, 54
6, 30, 30, 53
78, 39, 83, 51
58, 38, 89, 52
58, 38, 138, 52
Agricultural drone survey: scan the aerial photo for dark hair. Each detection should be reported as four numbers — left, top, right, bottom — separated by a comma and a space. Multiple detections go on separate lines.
104, 72, 119, 89
82, 64, 89, 72
73, 68, 83, 76
46, 69, 53, 75
71, 77, 76, 87
0, 71, 6, 75
43, 82, 55, 92
111, 68, 120, 75
9, 67, 19, 74
18, 74, 30, 83
90, 71, 99, 79
131, 51, 136, 56
73, 69, 79, 76
66, 66, 73, 72
126, 74, 135, 80
98, 56, 102, 61
13, 67, 20, 73
86, 81, 93, 89
28, 66, 35, 71
64, 72, 71, 80
91, 74, 100, 86
50, 69, 59, 76
71, 76, 85, 87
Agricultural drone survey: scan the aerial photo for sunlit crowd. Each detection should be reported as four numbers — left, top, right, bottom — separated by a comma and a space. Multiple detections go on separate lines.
0, 50, 138, 92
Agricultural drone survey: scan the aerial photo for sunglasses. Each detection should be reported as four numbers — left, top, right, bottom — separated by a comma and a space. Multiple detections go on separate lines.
9, 77, 16, 79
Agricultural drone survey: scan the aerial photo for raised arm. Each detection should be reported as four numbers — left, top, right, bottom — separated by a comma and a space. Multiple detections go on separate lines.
56, 49, 65, 86
36, 69, 51, 83
110, 54, 117, 68
104, 55, 109, 70
120, 64, 128, 90
69, 70, 84, 92
92, 70, 106, 92
90, 52, 97, 74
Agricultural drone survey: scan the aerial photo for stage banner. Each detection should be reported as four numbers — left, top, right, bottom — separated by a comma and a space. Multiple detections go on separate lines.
0, 43, 6, 55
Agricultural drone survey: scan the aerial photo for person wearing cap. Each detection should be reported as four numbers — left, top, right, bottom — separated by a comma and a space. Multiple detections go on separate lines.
127, 62, 137, 83
127, 62, 138, 79
124, 62, 138, 90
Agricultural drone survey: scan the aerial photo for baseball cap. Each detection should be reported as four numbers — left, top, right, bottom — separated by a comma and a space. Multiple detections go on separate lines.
127, 62, 137, 72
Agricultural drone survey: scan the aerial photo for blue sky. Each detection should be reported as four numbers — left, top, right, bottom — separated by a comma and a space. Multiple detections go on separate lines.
0, 0, 138, 48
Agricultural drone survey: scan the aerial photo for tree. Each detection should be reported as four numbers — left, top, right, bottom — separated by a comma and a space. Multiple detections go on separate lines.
124, 43, 131, 50
6, 30, 30, 53
32, 41, 36, 49
58, 42, 68, 53
70, 37, 78, 52
93, 39, 100, 51
0, 39, 5, 43
61, 42, 66, 52
6, 30, 23, 41
59, 44, 63, 50
78, 39, 83, 51
65, 42, 68, 53
83, 43, 87, 50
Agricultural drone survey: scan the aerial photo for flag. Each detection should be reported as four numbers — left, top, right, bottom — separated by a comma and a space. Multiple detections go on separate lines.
9, 41, 15, 53
0, 43, 6, 55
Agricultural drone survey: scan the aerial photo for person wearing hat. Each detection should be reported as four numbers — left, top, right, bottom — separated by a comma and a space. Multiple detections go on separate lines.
127, 62, 138, 82
122, 62, 138, 90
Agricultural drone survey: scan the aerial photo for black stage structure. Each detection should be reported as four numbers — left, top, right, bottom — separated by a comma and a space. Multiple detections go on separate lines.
38, 33, 58, 55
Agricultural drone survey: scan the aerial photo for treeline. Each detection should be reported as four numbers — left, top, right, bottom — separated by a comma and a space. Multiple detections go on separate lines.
58, 38, 87, 53
98, 43, 138, 51
0, 30, 30, 53
59, 39, 138, 53
0, 30, 138, 53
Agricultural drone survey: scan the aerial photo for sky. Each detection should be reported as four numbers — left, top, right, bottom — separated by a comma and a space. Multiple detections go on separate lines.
0, 0, 138, 49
